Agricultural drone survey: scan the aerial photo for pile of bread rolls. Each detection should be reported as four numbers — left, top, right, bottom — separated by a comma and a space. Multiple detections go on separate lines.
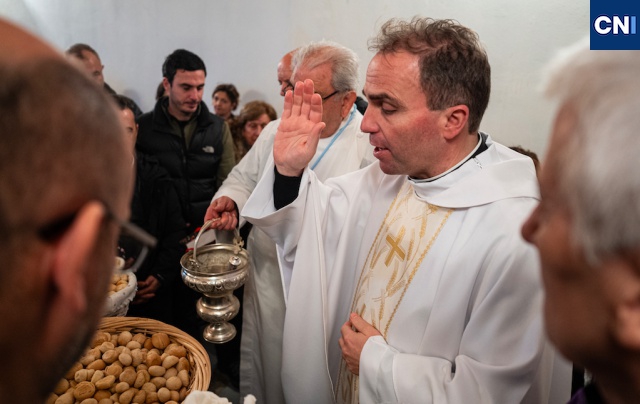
48, 330, 193, 404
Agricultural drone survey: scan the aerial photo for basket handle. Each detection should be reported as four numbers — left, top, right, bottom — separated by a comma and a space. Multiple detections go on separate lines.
193, 219, 244, 262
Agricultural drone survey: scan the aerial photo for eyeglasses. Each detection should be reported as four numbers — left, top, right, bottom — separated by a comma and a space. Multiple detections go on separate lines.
319, 90, 339, 102
111, 211, 157, 273
38, 202, 157, 273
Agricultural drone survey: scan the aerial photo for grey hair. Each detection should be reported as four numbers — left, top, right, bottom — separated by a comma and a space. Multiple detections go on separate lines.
291, 40, 359, 92
543, 37, 640, 264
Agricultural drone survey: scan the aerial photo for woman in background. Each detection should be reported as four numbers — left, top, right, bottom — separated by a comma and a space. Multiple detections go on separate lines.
212, 83, 239, 121
230, 100, 277, 163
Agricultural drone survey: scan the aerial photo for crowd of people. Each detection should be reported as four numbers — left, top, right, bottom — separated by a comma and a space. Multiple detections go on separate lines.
66, 43, 281, 395
2, 12, 639, 404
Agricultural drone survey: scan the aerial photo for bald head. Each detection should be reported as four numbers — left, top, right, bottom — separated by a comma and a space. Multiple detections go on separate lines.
278, 49, 296, 96
0, 18, 59, 64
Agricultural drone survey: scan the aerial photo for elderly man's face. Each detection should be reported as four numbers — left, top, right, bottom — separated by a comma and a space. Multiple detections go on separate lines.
278, 55, 293, 97
521, 106, 627, 367
361, 51, 445, 179
292, 62, 350, 139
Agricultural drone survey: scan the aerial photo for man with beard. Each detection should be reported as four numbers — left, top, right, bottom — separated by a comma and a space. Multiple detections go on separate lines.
136, 48, 235, 347
137, 49, 235, 235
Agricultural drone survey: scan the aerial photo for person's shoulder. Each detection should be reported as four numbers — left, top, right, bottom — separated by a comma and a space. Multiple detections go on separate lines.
201, 114, 228, 140
103, 82, 117, 96
206, 112, 225, 125
261, 118, 281, 137
137, 99, 164, 126
137, 110, 153, 125
476, 134, 538, 186
326, 160, 385, 187
198, 102, 224, 125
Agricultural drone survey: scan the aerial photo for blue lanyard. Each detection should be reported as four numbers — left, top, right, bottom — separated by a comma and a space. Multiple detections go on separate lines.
311, 105, 356, 170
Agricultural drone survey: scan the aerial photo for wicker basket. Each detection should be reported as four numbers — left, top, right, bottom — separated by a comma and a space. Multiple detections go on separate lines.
99, 317, 211, 393
103, 270, 137, 317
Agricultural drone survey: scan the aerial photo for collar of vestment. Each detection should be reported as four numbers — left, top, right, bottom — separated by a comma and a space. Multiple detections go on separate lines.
407, 132, 540, 209
412, 132, 488, 183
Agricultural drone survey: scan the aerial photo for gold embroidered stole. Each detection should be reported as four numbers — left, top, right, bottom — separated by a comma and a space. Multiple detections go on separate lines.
336, 181, 452, 404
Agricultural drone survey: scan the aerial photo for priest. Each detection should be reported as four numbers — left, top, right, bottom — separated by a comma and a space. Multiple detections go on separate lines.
205, 41, 375, 403
244, 17, 571, 404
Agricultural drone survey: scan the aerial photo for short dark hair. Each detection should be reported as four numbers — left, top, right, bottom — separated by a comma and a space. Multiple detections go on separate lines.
112, 94, 137, 114
212, 83, 240, 108
369, 17, 491, 133
162, 49, 206, 84
66, 43, 99, 60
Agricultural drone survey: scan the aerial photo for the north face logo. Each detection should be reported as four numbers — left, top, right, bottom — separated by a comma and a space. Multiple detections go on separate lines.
202, 146, 215, 153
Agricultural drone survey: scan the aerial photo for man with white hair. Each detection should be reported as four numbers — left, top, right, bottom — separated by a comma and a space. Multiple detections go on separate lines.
522, 40, 640, 404
205, 41, 375, 403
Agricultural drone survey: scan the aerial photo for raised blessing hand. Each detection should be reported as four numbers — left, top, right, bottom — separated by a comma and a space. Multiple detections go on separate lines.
273, 79, 326, 176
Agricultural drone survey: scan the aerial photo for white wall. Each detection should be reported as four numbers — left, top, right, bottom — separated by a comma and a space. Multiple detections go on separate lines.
0, 0, 588, 156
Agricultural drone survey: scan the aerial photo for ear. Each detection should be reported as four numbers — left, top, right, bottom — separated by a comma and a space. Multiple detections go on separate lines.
341, 91, 357, 118
612, 255, 640, 351
162, 77, 171, 94
441, 104, 469, 140
40, 202, 106, 357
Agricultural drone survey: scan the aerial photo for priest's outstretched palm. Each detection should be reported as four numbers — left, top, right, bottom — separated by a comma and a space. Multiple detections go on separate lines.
273, 79, 326, 177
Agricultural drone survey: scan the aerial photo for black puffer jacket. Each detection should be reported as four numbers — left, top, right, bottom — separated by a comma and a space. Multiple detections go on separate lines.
136, 98, 235, 232
130, 153, 186, 285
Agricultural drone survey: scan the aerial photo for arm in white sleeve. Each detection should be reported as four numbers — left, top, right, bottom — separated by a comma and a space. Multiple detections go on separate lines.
213, 120, 279, 217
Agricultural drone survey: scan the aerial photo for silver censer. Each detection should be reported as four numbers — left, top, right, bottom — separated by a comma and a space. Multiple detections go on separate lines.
180, 220, 249, 344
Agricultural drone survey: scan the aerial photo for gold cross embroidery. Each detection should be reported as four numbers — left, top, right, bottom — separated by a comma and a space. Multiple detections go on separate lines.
384, 226, 406, 266
336, 182, 453, 404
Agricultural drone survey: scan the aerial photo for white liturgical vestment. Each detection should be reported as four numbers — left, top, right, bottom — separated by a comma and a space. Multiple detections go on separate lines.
213, 107, 375, 404
242, 135, 571, 404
